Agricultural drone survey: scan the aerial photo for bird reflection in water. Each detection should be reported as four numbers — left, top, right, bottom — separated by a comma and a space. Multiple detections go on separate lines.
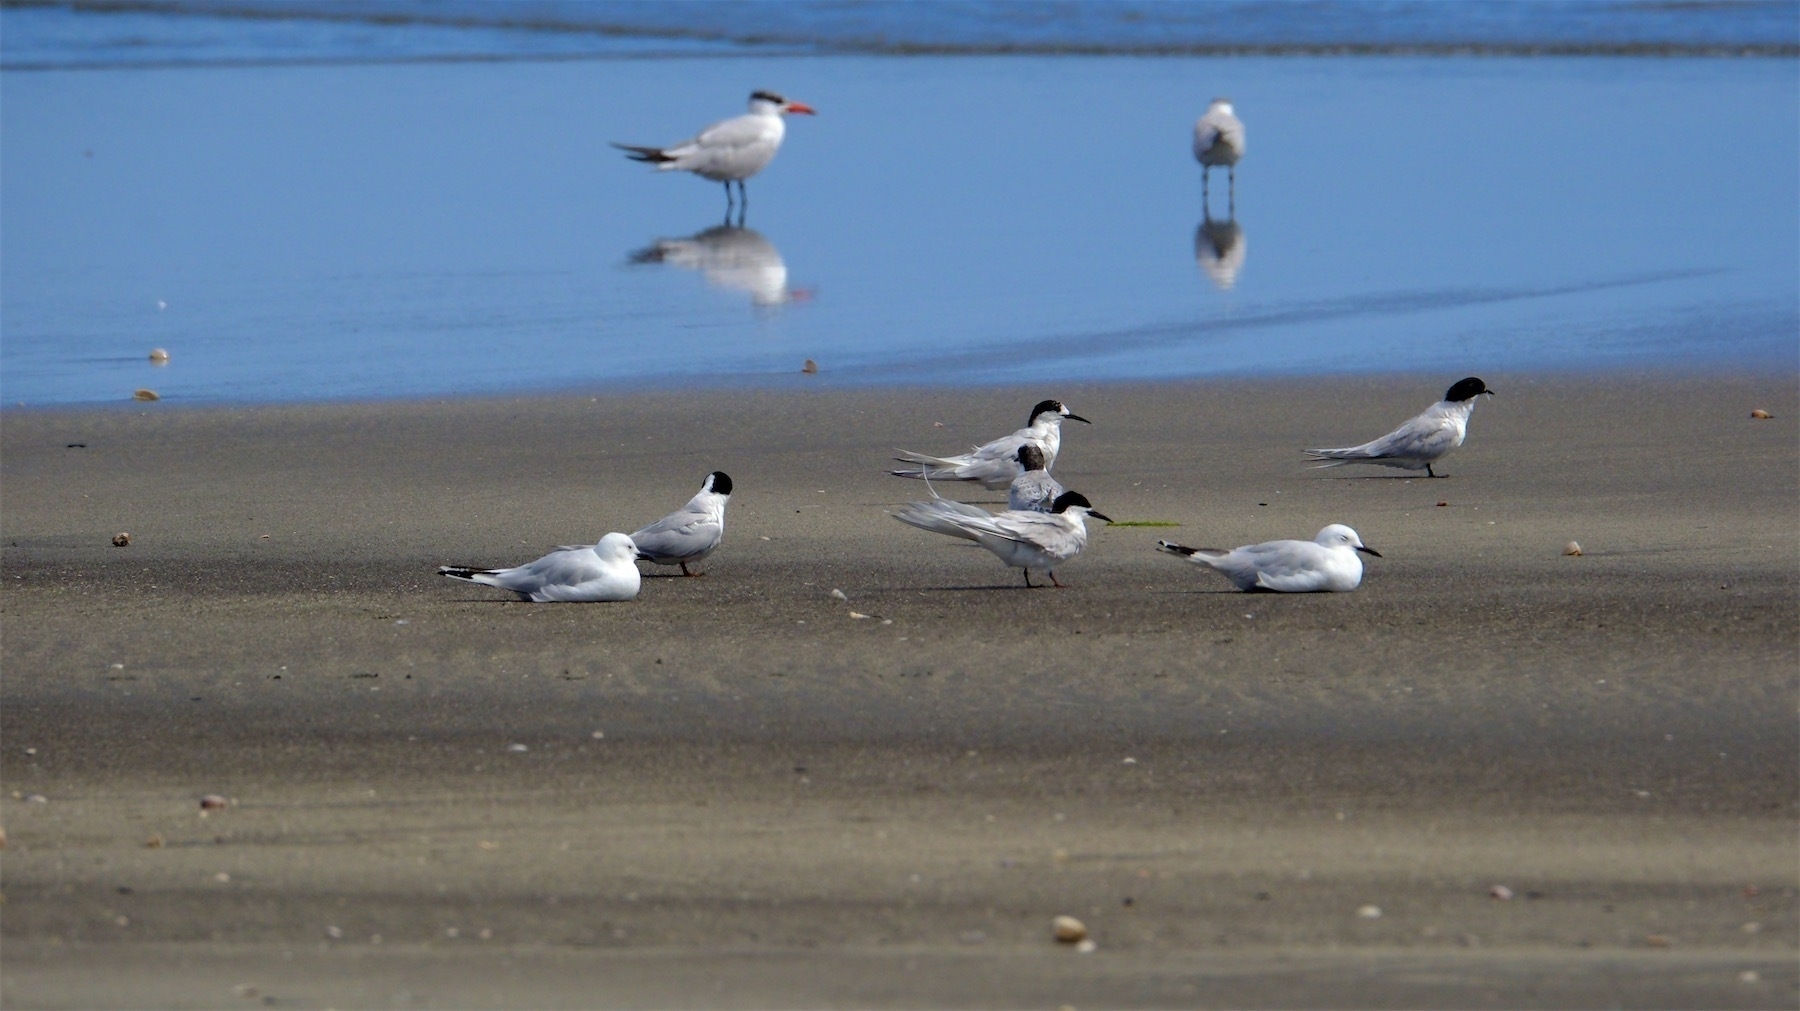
629, 222, 811, 309
1194, 210, 1246, 290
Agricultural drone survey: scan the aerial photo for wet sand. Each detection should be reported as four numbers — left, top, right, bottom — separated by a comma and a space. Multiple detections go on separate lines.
2, 374, 1795, 1009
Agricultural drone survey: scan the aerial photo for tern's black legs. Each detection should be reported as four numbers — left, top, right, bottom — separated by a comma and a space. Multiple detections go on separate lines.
721, 180, 749, 226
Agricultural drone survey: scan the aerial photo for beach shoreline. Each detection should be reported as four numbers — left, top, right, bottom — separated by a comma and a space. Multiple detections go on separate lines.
2, 373, 1795, 1008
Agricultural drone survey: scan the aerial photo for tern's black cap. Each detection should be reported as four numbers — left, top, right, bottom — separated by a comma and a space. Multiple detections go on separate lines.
707, 471, 733, 496
1444, 377, 1492, 402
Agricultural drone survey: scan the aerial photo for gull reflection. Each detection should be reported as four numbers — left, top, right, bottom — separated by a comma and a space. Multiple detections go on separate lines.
629, 223, 807, 308
1194, 211, 1247, 290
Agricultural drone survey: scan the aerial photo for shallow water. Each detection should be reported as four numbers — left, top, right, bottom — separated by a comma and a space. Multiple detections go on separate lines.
1, 8, 1795, 406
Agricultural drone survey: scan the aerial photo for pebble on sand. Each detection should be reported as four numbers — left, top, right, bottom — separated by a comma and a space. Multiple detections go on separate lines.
1356, 904, 1383, 919
1488, 884, 1514, 900
133, 389, 160, 401
1749, 409, 1772, 419
112, 533, 131, 547
199, 794, 229, 810
802, 359, 819, 374
1051, 915, 1087, 943
1563, 541, 1582, 556
148, 348, 170, 363
144, 833, 164, 849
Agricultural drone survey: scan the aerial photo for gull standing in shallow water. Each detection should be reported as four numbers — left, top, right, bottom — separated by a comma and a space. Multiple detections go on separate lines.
893, 490, 1111, 588
1158, 525, 1380, 593
1304, 377, 1495, 478
891, 400, 1090, 489
631, 471, 732, 576
438, 533, 642, 602
1194, 97, 1245, 209
613, 91, 816, 215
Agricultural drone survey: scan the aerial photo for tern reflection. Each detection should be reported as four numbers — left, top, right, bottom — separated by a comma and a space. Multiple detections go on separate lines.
629, 223, 807, 309
1194, 211, 1246, 290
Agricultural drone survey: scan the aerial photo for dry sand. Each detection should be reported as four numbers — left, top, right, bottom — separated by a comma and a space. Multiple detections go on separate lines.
2, 374, 1795, 1009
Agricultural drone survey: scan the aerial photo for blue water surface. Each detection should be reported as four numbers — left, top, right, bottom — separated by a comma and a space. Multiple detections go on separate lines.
1, 5, 1795, 406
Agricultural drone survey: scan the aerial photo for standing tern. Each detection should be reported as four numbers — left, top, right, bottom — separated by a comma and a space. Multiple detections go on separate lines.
891, 400, 1090, 489
893, 490, 1111, 588
1304, 377, 1495, 478
1194, 97, 1245, 210
438, 532, 642, 602
1158, 525, 1380, 593
1008, 444, 1065, 513
613, 91, 816, 214
631, 471, 732, 576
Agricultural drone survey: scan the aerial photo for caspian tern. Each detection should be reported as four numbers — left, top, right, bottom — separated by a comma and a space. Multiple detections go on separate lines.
1194, 97, 1245, 209
1305, 377, 1495, 478
631, 471, 732, 576
438, 532, 641, 602
1158, 525, 1380, 593
894, 491, 1111, 589
891, 400, 1091, 489
614, 91, 816, 213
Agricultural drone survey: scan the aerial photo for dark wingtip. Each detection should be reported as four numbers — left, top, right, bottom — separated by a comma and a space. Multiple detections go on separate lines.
1158, 540, 1199, 557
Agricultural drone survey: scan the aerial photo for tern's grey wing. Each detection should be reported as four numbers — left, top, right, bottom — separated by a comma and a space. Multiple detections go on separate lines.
1359, 411, 1461, 461
631, 508, 721, 561
1008, 471, 1064, 512
989, 511, 1086, 561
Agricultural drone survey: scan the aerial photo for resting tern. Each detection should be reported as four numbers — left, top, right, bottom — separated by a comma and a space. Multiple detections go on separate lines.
892, 400, 1090, 489
438, 532, 642, 602
631, 471, 732, 576
1008, 444, 1065, 513
1158, 524, 1380, 593
1305, 377, 1495, 478
613, 91, 816, 213
1194, 97, 1245, 209
893, 490, 1110, 588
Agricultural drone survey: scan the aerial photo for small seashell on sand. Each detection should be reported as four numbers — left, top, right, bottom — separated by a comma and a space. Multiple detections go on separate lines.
802, 359, 819, 374
1051, 915, 1087, 943
199, 794, 229, 810
325, 925, 344, 940
1075, 938, 1097, 953
1749, 409, 1771, 419
25, 794, 48, 804
849, 611, 871, 619
112, 533, 131, 547
1488, 884, 1514, 900
506, 743, 528, 753
1741, 921, 1761, 934
133, 389, 160, 401
1356, 904, 1383, 919
1740, 970, 1762, 984
148, 348, 170, 363
829, 588, 848, 601
1563, 541, 1582, 556
144, 833, 164, 848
